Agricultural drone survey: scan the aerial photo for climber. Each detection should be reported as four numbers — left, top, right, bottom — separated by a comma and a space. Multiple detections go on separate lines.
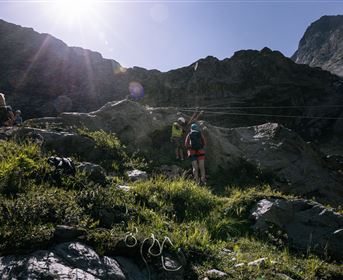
13, 110, 23, 126
185, 123, 206, 185
171, 117, 186, 160
0, 92, 5, 107
0, 93, 15, 127
171, 108, 204, 161
0, 106, 14, 126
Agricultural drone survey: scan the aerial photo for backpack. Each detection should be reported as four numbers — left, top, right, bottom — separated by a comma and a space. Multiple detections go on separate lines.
48, 156, 76, 176
189, 130, 203, 150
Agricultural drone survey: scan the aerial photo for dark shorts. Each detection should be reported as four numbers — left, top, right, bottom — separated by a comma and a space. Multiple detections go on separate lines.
171, 137, 183, 149
188, 149, 205, 161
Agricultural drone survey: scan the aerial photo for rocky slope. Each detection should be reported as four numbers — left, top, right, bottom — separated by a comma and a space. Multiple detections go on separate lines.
0, 242, 183, 280
21, 100, 343, 207
292, 15, 343, 77
251, 198, 343, 260
1, 101, 343, 278
1, 19, 343, 141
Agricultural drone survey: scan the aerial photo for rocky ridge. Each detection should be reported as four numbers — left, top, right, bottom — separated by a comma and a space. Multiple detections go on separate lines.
1, 19, 343, 142
292, 15, 343, 77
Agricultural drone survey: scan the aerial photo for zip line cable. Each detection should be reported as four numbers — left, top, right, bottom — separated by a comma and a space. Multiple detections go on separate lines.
178, 105, 343, 110
179, 108, 343, 120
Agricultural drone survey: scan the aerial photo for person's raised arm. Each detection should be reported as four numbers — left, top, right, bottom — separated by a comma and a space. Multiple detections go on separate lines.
201, 133, 206, 147
185, 133, 190, 148
186, 107, 203, 126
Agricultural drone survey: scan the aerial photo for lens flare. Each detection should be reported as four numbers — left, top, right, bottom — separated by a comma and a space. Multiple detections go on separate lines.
53, 95, 73, 113
129, 81, 144, 100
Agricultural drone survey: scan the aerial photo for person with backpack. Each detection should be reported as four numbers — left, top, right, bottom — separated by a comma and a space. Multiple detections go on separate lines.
13, 110, 23, 126
171, 109, 204, 161
185, 123, 206, 185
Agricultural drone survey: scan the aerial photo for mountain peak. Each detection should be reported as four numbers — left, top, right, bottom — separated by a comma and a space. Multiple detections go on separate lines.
292, 15, 343, 77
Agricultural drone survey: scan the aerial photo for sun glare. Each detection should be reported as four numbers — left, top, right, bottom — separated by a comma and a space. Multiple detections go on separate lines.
55, 0, 95, 22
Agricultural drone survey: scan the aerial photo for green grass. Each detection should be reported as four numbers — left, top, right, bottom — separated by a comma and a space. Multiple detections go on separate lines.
0, 139, 342, 279
77, 128, 149, 173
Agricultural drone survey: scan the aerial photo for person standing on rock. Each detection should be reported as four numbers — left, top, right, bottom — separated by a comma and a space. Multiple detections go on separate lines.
171, 117, 186, 160
0, 93, 14, 127
171, 109, 204, 161
0, 93, 5, 107
13, 110, 23, 126
185, 123, 206, 185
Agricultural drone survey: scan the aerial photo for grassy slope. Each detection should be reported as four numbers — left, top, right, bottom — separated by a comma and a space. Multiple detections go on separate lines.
0, 137, 342, 280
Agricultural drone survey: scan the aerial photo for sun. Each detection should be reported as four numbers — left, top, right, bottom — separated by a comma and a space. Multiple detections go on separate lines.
55, 0, 95, 22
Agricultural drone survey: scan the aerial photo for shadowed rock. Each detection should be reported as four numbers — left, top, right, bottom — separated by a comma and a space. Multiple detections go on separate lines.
251, 199, 343, 260
0, 242, 184, 280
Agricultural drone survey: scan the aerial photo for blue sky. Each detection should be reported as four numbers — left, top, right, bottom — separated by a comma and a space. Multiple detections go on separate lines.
0, 1, 343, 71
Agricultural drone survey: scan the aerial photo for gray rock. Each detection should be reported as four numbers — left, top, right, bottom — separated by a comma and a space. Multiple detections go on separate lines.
205, 269, 227, 278
127, 169, 148, 182
204, 122, 343, 207
97, 207, 128, 228
117, 185, 131, 192
14, 127, 101, 163
155, 253, 185, 280
158, 165, 184, 179
60, 100, 178, 154
251, 198, 343, 260
115, 256, 148, 280
77, 162, 107, 184
247, 257, 267, 267
0, 242, 126, 279
276, 273, 294, 280
53, 225, 87, 241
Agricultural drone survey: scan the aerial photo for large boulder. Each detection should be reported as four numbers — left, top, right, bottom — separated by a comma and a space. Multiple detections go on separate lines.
250, 199, 343, 260
77, 162, 107, 184
0, 242, 127, 279
203, 122, 343, 207
0, 242, 185, 280
13, 127, 103, 163
59, 100, 178, 153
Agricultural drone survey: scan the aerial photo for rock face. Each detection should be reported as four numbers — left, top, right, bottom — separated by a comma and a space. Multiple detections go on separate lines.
25, 100, 343, 207
250, 199, 343, 260
117, 48, 343, 140
203, 122, 343, 207
292, 15, 343, 77
1, 19, 343, 141
0, 242, 128, 279
0, 242, 184, 280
